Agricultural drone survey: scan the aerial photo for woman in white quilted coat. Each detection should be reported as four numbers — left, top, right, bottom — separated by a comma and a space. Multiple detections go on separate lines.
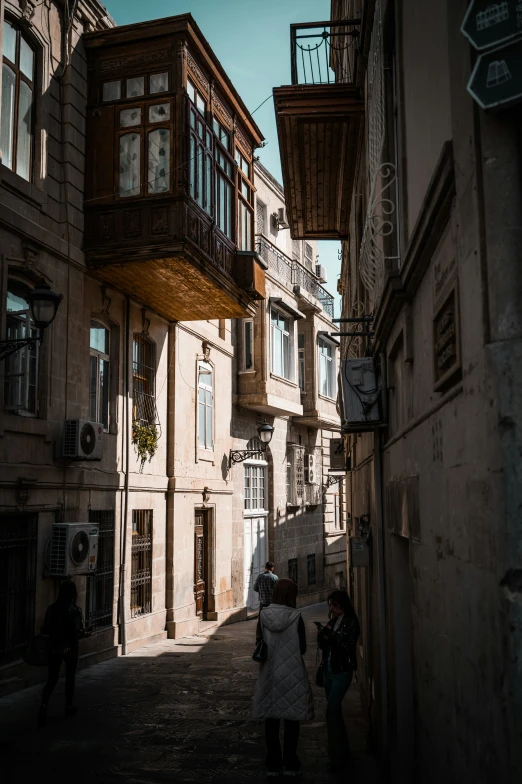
252, 578, 314, 777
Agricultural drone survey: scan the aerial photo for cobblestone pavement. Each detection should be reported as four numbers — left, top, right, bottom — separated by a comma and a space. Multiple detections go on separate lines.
0, 604, 381, 783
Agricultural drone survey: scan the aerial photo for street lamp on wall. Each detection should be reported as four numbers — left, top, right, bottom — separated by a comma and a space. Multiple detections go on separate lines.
229, 420, 274, 466
0, 283, 63, 361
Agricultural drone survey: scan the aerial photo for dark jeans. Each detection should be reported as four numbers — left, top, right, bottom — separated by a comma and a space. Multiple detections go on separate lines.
42, 648, 79, 706
323, 660, 353, 764
265, 718, 300, 772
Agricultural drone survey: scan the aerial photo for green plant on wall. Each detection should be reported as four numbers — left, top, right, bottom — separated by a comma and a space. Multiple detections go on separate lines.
132, 423, 159, 472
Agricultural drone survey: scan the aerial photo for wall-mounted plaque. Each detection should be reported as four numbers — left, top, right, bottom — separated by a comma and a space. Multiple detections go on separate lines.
433, 285, 461, 391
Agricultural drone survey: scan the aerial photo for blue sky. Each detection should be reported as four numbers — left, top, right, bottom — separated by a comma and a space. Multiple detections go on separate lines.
103, 0, 341, 312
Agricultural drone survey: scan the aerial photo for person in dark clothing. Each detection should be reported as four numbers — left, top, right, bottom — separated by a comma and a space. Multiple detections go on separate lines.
317, 590, 360, 773
38, 580, 89, 728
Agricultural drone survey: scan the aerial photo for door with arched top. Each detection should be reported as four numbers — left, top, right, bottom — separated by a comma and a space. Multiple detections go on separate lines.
243, 440, 268, 612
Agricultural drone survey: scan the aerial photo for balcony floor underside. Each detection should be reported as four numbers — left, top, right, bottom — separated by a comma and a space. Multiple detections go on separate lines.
88, 256, 253, 321
274, 83, 364, 240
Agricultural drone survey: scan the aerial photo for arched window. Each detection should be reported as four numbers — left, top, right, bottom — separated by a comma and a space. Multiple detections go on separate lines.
132, 333, 156, 425
1, 18, 35, 181
5, 278, 38, 414
197, 360, 213, 449
89, 320, 110, 428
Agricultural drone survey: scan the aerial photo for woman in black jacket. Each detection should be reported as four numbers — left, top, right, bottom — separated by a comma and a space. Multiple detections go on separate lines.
38, 580, 88, 728
317, 590, 360, 772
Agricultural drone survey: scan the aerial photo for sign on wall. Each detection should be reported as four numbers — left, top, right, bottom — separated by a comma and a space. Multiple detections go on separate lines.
467, 38, 522, 109
461, 0, 522, 50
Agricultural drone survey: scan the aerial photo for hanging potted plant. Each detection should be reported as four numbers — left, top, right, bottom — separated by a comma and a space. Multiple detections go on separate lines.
132, 422, 159, 472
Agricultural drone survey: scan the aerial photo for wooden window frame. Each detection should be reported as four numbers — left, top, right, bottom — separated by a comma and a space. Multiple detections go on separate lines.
1, 17, 35, 181
188, 99, 214, 217
116, 97, 174, 201
236, 148, 254, 251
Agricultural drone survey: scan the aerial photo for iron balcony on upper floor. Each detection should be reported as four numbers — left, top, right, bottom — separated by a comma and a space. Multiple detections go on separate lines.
255, 234, 335, 319
273, 19, 364, 240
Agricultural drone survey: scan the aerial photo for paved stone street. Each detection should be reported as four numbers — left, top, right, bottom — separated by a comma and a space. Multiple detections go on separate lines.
0, 604, 380, 783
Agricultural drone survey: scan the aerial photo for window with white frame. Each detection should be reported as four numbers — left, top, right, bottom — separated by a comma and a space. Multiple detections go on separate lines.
298, 332, 305, 393
243, 319, 254, 371
197, 360, 213, 449
318, 338, 335, 399
244, 442, 266, 512
89, 320, 110, 429
1, 18, 35, 181
4, 279, 38, 415
271, 308, 293, 381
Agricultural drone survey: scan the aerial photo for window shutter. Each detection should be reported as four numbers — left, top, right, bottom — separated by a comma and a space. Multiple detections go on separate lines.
86, 105, 115, 203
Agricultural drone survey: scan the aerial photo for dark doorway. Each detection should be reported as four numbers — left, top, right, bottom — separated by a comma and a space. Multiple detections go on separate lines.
194, 510, 211, 619
390, 533, 415, 782
0, 513, 38, 665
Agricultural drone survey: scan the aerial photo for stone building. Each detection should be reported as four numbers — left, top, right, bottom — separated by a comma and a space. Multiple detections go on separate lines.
274, 1, 522, 782
230, 160, 346, 613
0, 2, 345, 691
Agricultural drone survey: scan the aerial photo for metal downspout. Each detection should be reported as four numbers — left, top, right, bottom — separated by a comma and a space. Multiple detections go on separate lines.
120, 296, 130, 655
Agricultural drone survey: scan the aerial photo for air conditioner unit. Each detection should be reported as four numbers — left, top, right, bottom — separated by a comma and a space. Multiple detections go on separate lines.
316, 264, 327, 283
62, 420, 103, 460
277, 207, 290, 229
48, 523, 99, 577
340, 358, 383, 431
304, 453, 316, 484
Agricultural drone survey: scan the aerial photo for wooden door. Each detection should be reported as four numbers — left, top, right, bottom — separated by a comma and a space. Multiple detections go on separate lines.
194, 512, 206, 618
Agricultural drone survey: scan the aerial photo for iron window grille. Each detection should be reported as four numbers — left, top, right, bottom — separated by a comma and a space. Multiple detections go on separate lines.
307, 554, 316, 586
0, 513, 38, 665
130, 510, 153, 618
288, 557, 298, 584
86, 510, 115, 632
133, 333, 158, 427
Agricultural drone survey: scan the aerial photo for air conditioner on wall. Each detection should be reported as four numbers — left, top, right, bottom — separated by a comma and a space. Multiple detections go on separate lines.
304, 453, 315, 484
277, 207, 290, 229
315, 264, 327, 283
61, 419, 103, 460
47, 523, 99, 577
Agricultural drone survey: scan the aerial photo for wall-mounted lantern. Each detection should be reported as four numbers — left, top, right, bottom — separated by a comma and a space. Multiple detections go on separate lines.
0, 283, 63, 361
229, 420, 274, 466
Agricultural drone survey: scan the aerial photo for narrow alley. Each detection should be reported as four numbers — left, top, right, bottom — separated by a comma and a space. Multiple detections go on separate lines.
0, 605, 380, 783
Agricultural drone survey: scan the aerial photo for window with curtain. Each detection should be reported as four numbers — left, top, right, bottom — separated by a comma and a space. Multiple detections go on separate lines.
318, 338, 335, 399
197, 360, 213, 450
4, 279, 38, 415
236, 149, 253, 251
1, 18, 35, 181
132, 334, 156, 425
271, 308, 292, 381
89, 321, 110, 429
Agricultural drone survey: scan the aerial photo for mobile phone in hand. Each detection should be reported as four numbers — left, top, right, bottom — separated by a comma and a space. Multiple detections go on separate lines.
314, 621, 324, 628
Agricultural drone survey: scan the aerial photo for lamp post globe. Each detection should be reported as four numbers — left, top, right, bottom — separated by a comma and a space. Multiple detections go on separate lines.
257, 420, 274, 448
28, 283, 63, 331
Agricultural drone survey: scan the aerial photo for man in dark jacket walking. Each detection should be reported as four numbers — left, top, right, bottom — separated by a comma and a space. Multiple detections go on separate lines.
253, 562, 278, 609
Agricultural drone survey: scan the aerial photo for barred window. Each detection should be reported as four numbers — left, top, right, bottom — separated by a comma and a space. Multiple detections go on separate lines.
288, 557, 298, 584
307, 553, 316, 586
130, 510, 152, 618
133, 333, 156, 426
86, 510, 115, 632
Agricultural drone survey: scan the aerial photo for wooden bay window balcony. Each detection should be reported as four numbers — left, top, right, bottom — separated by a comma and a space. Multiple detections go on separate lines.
273, 20, 364, 240
83, 14, 265, 322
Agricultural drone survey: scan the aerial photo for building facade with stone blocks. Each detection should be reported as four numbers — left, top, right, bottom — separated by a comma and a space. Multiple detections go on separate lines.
272, 0, 522, 782
229, 161, 346, 614
0, 3, 345, 692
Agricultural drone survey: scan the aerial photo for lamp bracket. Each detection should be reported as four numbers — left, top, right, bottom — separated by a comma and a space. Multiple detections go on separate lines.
324, 474, 342, 489
229, 448, 265, 466
0, 334, 42, 362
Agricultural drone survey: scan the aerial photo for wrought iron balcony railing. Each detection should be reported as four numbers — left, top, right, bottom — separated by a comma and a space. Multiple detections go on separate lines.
290, 19, 361, 86
256, 235, 334, 319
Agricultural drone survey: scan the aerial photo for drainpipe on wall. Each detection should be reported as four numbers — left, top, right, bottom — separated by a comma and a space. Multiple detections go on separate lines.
120, 296, 130, 655
165, 322, 177, 637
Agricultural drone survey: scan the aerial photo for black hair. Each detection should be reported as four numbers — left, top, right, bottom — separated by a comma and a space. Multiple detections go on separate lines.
57, 579, 77, 605
327, 590, 356, 618
265, 561, 275, 570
